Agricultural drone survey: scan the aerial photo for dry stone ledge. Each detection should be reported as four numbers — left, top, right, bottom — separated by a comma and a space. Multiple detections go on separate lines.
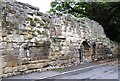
0, 1, 119, 78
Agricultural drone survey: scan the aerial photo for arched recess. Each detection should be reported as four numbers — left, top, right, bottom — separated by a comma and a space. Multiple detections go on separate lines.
78, 41, 92, 63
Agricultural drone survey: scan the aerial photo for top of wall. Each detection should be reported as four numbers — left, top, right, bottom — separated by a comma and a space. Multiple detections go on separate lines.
0, 1, 109, 44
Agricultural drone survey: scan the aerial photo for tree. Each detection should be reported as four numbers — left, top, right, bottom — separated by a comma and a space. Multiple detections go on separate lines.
49, 0, 120, 42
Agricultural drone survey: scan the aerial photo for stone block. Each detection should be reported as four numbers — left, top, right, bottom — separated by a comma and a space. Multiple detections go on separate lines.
3, 67, 13, 73
12, 67, 18, 72
48, 61, 58, 66
13, 35, 24, 42
0, 42, 7, 49
13, 43, 19, 48
36, 63, 45, 68
0, 74, 2, 78
0, 51, 3, 76
5, 61, 18, 67
19, 65, 27, 71
2, 62, 6, 68
27, 64, 37, 70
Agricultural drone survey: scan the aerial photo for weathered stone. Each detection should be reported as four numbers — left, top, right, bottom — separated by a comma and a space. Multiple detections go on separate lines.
26, 64, 37, 70
3, 67, 13, 73
19, 65, 27, 72
2, 62, 6, 68
0, 50, 3, 76
0, 1, 119, 78
25, 70, 32, 74
0, 42, 7, 49
12, 67, 18, 72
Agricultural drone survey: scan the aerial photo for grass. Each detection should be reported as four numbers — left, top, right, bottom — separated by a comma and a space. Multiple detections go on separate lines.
52, 68, 65, 72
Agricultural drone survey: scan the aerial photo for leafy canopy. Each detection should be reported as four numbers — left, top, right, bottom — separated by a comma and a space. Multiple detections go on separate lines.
49, 0, 120, 42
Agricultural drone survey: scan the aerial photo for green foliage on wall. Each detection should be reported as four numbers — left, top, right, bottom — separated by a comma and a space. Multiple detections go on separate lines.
49, 0, 120, 42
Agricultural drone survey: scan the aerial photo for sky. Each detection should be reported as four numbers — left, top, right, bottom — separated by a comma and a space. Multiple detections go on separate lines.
16, 0, 53, 12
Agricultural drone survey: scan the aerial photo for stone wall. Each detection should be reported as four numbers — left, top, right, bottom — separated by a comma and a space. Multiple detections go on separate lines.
0, 1, 119, 78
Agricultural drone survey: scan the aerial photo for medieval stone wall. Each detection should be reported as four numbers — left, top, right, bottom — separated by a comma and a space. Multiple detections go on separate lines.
0, 1, 119, 78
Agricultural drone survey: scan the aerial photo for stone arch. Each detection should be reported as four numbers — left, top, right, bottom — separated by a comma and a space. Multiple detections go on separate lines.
79, 41, 92, 63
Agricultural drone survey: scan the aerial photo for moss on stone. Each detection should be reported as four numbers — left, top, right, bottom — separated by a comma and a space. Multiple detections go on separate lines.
25, 17, 32, 21
37, 26, 42, 28
15, 15, 19, 18
9, 10, 16, 14
2, 21, 10, 28
41, 31, 48, 36
40, 22, 45, 26
43, 24, 49, 29
37, 30, 42, 35
10, 22, 18, 29
16, 30, 19, 34
30, 20, 36, 27
34, 18, 40, 21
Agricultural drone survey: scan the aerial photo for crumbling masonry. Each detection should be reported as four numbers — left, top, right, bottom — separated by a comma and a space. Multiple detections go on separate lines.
0, 1, 119, 78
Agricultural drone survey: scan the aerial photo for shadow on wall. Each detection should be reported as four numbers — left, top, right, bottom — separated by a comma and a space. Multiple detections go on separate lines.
2, 48, 19, 67
94, 42, 115, 61
117, 43, 120, 57
78, 41, 92, 63
2, 43, 50, 68
78, 41, 117, 63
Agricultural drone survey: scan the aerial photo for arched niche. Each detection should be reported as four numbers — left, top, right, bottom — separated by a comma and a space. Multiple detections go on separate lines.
79, 41, 92, 63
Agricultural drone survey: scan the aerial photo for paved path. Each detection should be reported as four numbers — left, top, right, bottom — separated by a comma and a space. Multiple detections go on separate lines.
52, 62, 99, 73
50, 65, 119, 79
6, 71, 60, 79
2, 62, 98, 80
2, 60, 119, 81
